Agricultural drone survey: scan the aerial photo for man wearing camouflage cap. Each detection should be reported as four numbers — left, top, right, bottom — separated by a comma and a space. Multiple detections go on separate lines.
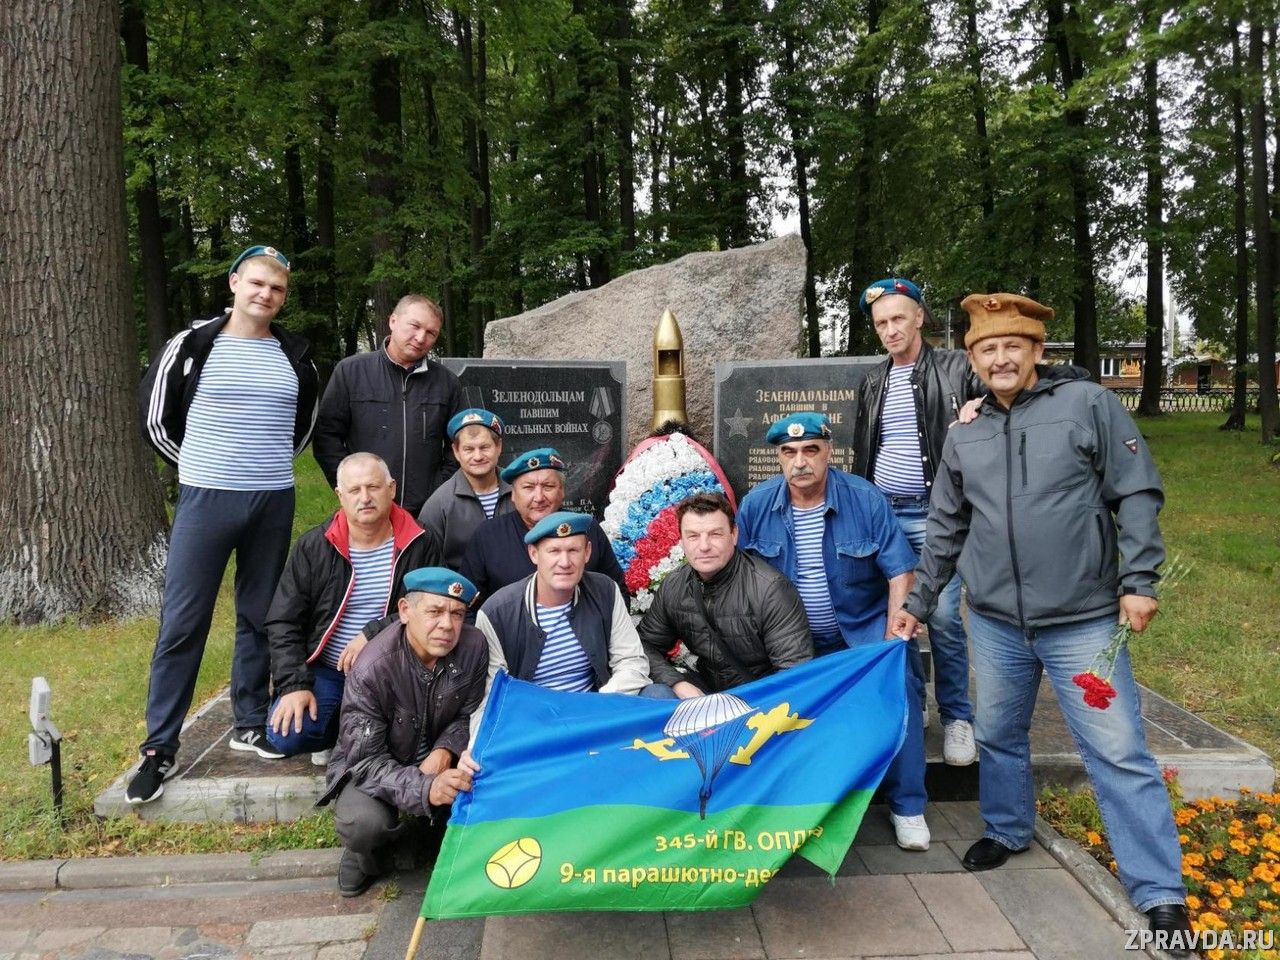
891, 293, 1190, 947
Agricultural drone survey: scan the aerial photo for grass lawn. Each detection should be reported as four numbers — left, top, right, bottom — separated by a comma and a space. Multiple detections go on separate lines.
0, 412, 1275, 861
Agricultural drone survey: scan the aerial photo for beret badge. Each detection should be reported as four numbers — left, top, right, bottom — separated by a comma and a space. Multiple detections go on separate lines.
527, 457, 540, 468
864, 286, 884, 305
447, 581, 464, 598
984, 297, 1001, 310
556, 522, 572, 537
787, 422, 805, 437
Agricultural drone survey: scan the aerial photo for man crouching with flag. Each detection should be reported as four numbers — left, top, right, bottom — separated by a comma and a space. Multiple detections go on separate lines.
317, 568, 488, 897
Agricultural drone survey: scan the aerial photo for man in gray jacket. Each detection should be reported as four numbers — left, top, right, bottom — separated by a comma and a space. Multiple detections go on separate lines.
638, 493, 813, 696
890, 293, 1189, 947
418, 408, 513, 569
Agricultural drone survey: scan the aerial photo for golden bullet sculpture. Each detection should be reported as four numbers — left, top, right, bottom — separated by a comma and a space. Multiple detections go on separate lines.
652, 309, 689, 431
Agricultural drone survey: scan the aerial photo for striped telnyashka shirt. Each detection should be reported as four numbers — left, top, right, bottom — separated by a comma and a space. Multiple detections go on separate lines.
872, 362, 927, 497
320, 538, 395, 670
791, 502, 839, 642
532, 600, 594, 692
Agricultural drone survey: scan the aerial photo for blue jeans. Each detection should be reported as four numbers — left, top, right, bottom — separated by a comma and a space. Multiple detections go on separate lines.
891, 499, 973, 724
818, 640, 927, 817
266, 665, 346, 756
967, 610, 1185, 912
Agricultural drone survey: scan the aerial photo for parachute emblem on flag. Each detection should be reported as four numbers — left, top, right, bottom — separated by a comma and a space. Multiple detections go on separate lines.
662, 693, 754, 819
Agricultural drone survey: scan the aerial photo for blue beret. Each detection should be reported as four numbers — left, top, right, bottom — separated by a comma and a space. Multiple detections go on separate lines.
447, 408, 504, 441
524, 511, 593, 545
402, 567, 478, 605
859, 277, 922, 316
500, 447, 566, 484
765, 412, 833, 445
229, 244, 291, 277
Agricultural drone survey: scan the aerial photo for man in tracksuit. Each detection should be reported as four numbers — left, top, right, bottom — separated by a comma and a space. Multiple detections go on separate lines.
891, 293, 1190, 948
313, 294, 463, 515
130, 245, 319, 804
265, 453, 442, 757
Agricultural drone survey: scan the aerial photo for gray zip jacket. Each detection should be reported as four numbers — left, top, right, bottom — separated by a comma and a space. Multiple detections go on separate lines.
902, 371, 1165, 631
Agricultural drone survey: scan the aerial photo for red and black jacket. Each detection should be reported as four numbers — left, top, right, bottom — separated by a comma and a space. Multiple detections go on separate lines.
266, 503, 442, 696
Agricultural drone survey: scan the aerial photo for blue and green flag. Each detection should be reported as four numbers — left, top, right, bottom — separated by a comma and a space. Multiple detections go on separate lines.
421, 640, 907, 919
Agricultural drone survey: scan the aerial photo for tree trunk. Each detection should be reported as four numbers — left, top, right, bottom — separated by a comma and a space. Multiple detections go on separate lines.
368, 0, 402, 343
1047, 0, 1100, 380
614, 0, 637, 253
1137, 2, 1164, 417
1224, 24, 1251, 431
573, 0, 611, 287
721, 0, 751, 247
0, 0, 167, 622
963, 0, 994, 226
845, 0, 882, 355
781, 21, 819, 356
120, 0, 172, 364
1249, 20, 1280, 441
316, 93, 339, 357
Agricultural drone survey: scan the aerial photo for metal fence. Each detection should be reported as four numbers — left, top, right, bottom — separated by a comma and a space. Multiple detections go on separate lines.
1110, 388, 1260, 413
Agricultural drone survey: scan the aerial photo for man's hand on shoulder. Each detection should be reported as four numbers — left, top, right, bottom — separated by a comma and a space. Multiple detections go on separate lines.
270, 690, 317, 735
337, 632, 368, 673
951, 396, 984, 426
428, 768, 474, 806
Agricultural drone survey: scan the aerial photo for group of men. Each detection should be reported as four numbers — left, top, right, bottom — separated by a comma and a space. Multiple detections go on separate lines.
125, 245, 1189, 947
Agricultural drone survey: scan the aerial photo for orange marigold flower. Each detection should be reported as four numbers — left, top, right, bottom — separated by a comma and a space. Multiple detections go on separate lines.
1210, 847, 1226, 860
1217, 896, 1233, 910
1179, 833, 1190, 844
1191, 869, 1206, 882
1186, 895, 1202, 910
1208, 881, 1225, 897
1227, 881, 1245, 897
1272, 880, 1280, 895
1086, 830, 1102, 846
1175, 809, 1197, 826
1259, 814, 1275, 829
1231, 839, 1251, 855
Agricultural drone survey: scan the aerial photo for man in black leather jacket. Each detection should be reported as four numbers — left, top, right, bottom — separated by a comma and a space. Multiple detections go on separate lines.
638, 493, 813, 696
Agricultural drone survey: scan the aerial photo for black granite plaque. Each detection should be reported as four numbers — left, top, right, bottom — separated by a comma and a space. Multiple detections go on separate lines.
441, 358, 625, 518
713, 357, 883, 501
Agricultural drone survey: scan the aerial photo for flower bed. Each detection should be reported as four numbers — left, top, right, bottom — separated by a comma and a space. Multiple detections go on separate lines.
1040, 774, 1280, 960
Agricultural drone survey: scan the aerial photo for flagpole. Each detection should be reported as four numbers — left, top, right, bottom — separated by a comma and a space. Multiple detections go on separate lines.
403, 916, 426, 960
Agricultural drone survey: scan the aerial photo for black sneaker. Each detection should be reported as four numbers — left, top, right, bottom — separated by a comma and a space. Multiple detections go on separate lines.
229, 727, 286, 759
125, 750, 175, 804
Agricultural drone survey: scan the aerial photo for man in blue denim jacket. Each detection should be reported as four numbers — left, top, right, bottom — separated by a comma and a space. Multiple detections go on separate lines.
736, 412, 929, 851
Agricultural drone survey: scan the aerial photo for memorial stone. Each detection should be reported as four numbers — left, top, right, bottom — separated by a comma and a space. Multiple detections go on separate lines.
713, 357, 882, 501
441, 358, 625, 518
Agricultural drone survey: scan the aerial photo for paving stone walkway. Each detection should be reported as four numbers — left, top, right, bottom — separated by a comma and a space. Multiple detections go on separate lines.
2, 803, 1162, 960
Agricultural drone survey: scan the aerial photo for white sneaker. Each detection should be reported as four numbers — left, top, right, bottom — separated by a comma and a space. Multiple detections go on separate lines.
310, 749, 332, 767
942, 719, 977, 766
891, 813, 931, 851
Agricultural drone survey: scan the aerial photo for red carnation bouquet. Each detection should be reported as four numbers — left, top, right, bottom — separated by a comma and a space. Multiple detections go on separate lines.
1071, 555, 1190, 710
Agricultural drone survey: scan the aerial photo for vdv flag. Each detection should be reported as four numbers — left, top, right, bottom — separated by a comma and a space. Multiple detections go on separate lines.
421, 640, 907, 919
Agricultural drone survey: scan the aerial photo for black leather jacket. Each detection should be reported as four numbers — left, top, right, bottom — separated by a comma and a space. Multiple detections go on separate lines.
853, 342, 983, 491
319, 620, 488, 816
854, 342, 1084, 492
637, 549, 813, 693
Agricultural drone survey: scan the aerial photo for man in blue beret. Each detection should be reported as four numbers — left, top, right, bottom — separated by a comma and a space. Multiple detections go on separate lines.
418, 408, 514, 569
852, 276, 977, 766
736, 412, 931, 851
129, 245, 320, 805
472, 512, 662, 733
318, 567, 488, 897
460, 448, 626, 606
313, 294, 463, 515
263, 453, 443, 761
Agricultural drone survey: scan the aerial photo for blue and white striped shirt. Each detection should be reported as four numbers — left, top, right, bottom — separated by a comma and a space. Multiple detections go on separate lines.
320, 538, 395, 670
532, 600, 594, 692
179, 335, 298, 490
476, 488, 501, 520
873, 362, 927, 496
792, 503, 839, 643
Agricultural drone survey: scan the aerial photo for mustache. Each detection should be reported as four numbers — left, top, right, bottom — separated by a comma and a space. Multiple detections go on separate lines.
790, 467, 815, 478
